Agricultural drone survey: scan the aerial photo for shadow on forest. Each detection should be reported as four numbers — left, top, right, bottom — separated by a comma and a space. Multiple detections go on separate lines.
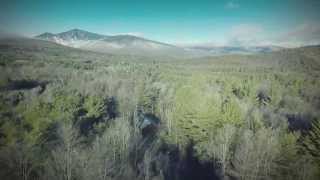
135, 139, 220, 180
175, 142, 220, 180
0, 79, 48, 93
286, 113, 312, 133
78, 96, 119, 136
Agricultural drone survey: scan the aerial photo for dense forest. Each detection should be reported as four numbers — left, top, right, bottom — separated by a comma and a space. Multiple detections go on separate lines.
0, 38, 320, 180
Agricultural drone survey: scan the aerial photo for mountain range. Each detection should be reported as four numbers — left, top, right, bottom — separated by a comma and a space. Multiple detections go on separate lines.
35, 29, 283, 56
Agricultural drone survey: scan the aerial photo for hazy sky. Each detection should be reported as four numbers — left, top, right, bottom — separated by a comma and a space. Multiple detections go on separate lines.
1, 0, 320, 47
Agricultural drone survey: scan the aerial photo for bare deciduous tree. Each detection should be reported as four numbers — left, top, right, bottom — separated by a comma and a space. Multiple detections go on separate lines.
45, 123, 79, 180
205, 124, 237, 178
231, 128, 279, 180
0, 141, 39, 180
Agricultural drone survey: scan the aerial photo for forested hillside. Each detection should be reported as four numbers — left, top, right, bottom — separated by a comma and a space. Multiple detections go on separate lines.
0, 38, 319, 180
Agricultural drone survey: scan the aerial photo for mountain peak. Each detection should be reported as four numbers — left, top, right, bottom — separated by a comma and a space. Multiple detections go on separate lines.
35, 32, 56, 39
42, 32, 55, 36
57, 29, 105, 40
65, 28, 89, 34
34, 29, 183, 56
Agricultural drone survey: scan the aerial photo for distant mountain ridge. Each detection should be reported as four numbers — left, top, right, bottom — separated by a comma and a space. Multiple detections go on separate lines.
184, 45, 284, 55
35, 29, 184, 57
35, 29, 284, 56
36, 29, 105, 41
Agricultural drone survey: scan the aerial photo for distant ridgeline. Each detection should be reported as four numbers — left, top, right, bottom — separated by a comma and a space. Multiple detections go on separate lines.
35, 28, 283, 57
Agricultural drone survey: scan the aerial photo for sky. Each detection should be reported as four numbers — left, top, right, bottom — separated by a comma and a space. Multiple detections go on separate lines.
0, 0, 320, 47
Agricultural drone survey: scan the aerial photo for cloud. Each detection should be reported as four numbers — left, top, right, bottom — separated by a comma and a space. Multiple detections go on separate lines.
225, 1, 240, 9
230, 24, 263, 38
175, 41, 225, 48
275, 22, 320, 47
181, 22, 320, 48
225, 22, 320, 48
182, 22, 320, 48
226, 24, 269, 46
122, 32, 145, 37
111, 32, 145, 37
178, 24, 271, 47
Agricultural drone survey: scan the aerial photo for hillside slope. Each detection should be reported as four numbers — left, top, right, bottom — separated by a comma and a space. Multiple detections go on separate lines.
35, 29, 187, 57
